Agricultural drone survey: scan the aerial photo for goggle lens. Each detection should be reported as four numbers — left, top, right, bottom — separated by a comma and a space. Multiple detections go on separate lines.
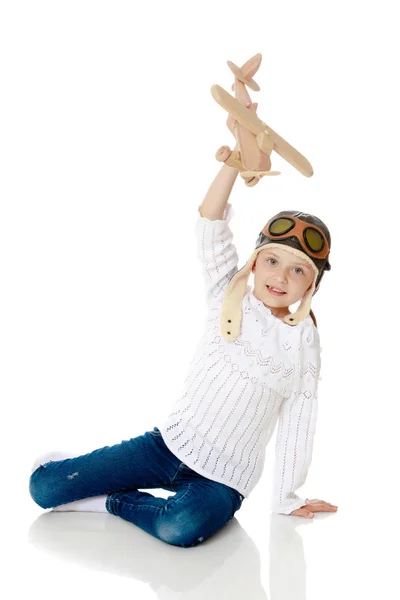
304, 227, 324, 252
269, 218, 294, 235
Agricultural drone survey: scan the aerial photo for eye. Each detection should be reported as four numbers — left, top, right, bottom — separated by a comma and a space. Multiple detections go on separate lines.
267, 258, 277, 265
294, 267, 304, 275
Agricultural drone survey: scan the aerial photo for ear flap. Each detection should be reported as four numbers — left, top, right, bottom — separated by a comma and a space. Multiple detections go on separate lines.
220, 250, 259, 340
282, 284, 314, 326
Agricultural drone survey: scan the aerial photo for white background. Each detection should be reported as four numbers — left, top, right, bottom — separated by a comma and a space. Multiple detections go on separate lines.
1, 1, 399, 598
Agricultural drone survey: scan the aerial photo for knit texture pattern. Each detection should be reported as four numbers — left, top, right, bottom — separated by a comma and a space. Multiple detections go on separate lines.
160, 204, 321, 515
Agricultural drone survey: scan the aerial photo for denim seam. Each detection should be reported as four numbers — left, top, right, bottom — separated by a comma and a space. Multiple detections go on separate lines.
170, 463, 187, 490
168, 483, 192, 505
105, 494, 113, 513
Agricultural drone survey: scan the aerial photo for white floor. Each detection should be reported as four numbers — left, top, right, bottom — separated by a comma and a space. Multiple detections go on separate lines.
5, 465, 396, 600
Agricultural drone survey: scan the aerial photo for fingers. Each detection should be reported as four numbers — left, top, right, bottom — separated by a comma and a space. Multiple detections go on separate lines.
291, 508, 314, 519
291, 499, 339, 519
305, 499, 338, 512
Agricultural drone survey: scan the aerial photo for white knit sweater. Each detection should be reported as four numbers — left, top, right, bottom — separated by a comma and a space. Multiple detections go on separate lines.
160, 204, 321, 515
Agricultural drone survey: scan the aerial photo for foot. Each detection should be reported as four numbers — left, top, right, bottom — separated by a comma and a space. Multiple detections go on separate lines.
52, 495, 109, 513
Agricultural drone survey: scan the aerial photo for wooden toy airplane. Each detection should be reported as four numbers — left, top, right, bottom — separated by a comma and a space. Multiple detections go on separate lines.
211, 53, 314, 186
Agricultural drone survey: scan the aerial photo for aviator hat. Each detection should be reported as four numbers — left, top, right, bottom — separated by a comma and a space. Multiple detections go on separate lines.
220, 210, 331, 340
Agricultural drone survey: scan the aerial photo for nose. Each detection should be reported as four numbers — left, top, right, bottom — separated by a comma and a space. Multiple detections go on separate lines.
274, 267, 289, 283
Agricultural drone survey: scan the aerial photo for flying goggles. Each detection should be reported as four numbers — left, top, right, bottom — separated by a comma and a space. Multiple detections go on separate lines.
262, 216, 330, 260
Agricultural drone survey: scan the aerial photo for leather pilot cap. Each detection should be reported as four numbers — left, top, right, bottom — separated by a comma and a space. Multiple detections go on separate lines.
220, 210, 332, 340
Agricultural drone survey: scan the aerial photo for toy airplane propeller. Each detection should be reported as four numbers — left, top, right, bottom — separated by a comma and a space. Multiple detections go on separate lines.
211, 53, 313, 186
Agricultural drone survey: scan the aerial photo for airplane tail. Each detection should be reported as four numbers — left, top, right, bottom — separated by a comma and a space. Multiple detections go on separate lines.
231, 53, 262, 91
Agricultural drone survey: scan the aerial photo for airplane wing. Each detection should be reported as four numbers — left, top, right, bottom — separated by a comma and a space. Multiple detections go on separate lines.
211, 85, 313, 177
261, 122, 313, 177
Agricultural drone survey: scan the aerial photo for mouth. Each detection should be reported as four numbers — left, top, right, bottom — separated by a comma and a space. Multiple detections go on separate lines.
266, 285, 286, 296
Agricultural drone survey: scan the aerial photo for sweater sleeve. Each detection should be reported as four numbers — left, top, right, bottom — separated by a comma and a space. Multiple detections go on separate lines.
196, 203, 239, 306
271, 328, 321, 515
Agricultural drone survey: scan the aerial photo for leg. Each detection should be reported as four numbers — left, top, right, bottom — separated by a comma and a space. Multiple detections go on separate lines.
106, 469, 244, 548
29, 427, 179, 509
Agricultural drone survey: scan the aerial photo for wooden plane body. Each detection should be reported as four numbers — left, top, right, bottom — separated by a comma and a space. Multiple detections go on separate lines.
211, 53, 313, 184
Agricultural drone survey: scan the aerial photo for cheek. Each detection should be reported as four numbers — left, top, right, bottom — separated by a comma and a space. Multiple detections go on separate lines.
301, 274, 314, 292
292, 274, 313, 294
254, 264, 270, 281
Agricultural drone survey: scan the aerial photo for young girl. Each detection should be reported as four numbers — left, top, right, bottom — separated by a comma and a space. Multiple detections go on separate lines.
29, 155, 338, 548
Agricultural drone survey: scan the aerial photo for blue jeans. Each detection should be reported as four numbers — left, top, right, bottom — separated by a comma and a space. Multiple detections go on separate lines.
29, 427, 244, 548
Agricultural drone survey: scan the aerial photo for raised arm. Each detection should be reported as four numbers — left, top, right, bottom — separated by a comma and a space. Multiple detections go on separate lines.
199, 100, 253, 219
196, 154, 242, 306
198, 161, 240, 220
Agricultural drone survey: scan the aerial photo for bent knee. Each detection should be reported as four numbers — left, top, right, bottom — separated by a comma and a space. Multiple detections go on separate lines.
157, 523, 206, 547
29, 467, 58, 509
155, 510, 215, 548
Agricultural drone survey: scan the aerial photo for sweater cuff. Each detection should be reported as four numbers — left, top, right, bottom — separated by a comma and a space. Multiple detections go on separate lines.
197, 203, 234, 223
271, 497, 307, 515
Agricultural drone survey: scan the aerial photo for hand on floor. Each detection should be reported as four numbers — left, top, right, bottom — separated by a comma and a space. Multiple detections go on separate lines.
290, 499, 338, 519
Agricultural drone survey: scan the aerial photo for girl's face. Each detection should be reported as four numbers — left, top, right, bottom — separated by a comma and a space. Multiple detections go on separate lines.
252, 246, 315, 315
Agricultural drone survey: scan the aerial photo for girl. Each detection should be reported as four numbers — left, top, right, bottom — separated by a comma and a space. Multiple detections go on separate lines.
29, 151, 338, 549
